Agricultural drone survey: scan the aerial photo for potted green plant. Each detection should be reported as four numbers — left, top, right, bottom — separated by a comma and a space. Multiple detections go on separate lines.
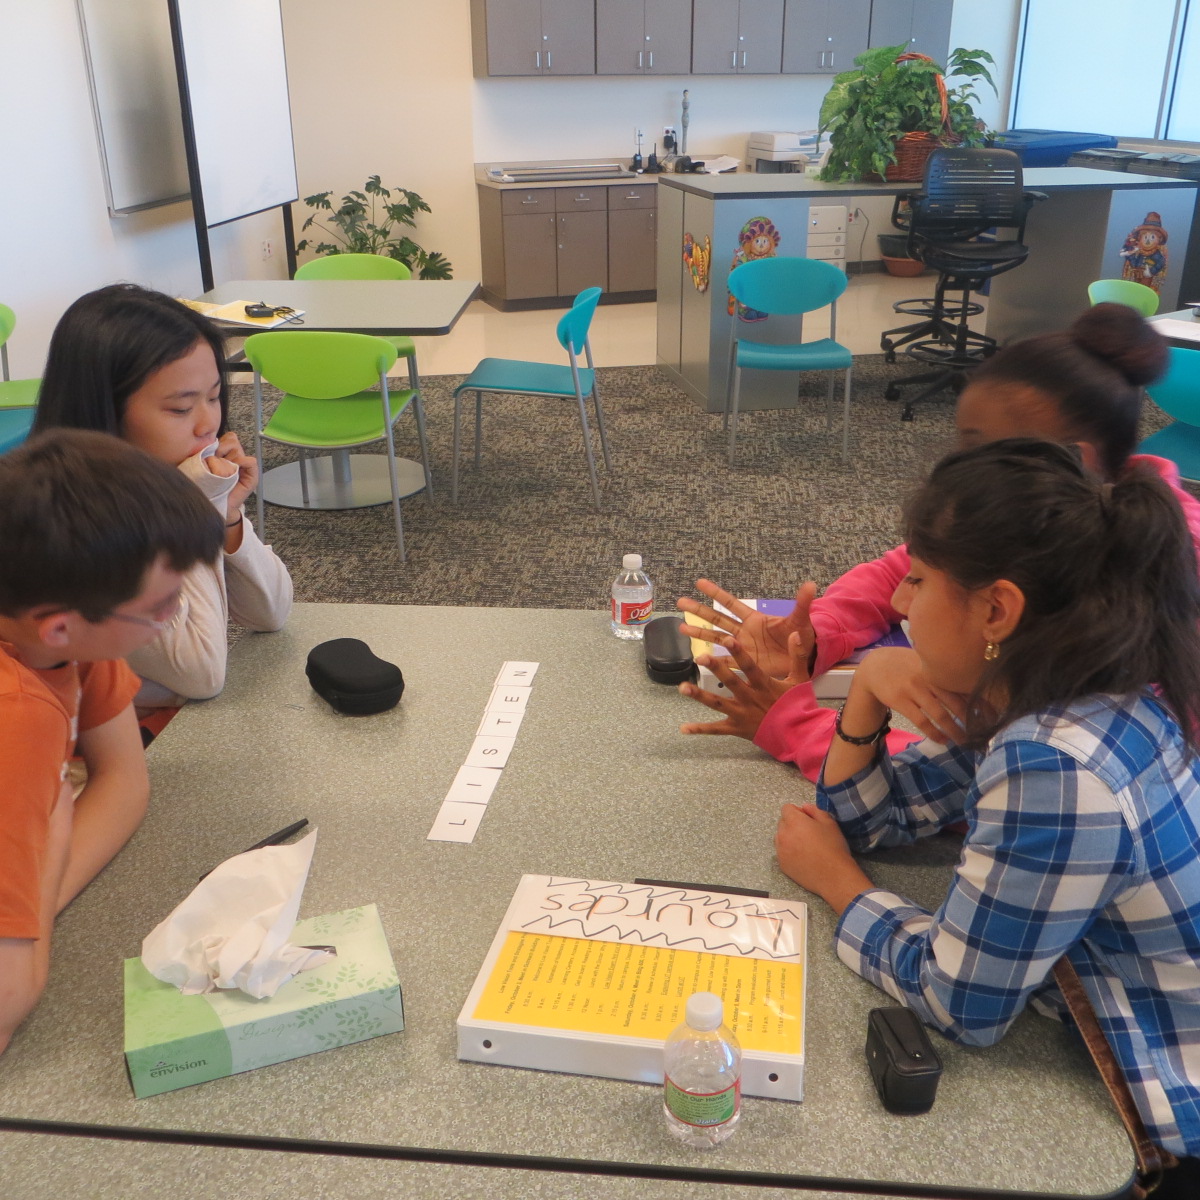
296, 175, 453, 279
817, 45, 996, 183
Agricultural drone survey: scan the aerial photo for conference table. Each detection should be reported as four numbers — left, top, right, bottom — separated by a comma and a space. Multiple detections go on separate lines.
198, 278, 478, 510
0, 604, 1133, 1199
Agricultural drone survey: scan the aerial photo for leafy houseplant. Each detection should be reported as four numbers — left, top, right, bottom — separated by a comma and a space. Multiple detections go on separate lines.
817, 45, 996, 183
296, 175, 453, 279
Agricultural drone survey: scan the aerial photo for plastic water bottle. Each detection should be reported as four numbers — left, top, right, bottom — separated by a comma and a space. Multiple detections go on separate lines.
663, 991, 742, 1148
610, 553, 653, 639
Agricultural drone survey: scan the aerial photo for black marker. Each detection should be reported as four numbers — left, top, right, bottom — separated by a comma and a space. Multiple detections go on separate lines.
199, 819, 310, 881
634, 878, 769, 899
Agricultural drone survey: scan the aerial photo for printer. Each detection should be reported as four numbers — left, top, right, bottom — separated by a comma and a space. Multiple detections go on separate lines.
746, 131, 829, 173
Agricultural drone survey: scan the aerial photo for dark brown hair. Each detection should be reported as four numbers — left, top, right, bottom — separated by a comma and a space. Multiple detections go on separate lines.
969, 303, 1168, 479
33, 283, 228, 439
0, 430, 224, 621
906, 438, 1200, 749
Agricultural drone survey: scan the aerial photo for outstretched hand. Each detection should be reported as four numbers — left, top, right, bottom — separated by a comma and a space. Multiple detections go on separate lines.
677, 579, 817, 681
678, 629, 811, 741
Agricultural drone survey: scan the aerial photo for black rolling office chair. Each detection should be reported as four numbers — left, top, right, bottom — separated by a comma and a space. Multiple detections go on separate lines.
880, 148, 1045, 421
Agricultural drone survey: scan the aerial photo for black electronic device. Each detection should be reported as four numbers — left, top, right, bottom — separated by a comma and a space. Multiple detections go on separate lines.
643, 614, 696, 685
245, 303, 277, 318
306, 638, 404, 715
865, 1007, 943, 1115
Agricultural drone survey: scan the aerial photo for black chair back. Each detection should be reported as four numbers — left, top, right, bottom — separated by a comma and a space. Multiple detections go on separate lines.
912, 147, 1030, 241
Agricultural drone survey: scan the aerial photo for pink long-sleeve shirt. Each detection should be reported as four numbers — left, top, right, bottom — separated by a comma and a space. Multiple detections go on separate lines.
754, 455, 1200, 780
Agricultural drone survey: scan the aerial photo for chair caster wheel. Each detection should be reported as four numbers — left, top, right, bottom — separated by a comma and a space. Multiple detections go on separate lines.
884, 350, 897, 364
880, 338, 894, 354
902, 406, 915, 422
885, 383, 901, 402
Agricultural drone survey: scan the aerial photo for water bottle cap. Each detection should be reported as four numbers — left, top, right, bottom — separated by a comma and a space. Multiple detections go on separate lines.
622, 553, 642, 571
685, 991, 723, 1031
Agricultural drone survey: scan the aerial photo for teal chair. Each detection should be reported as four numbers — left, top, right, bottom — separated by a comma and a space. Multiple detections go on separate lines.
1139, 345, 1200, 481
451, 287, 612, 511
0, 303, 40, 455
294, 253, 431, 495
1087, 278, 1159, 316
725, 257, 853, 466
245, 331, 429, 560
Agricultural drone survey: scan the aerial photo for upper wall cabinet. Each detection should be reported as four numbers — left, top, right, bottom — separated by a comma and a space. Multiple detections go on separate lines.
471, 0, 597, 77
691, 0, 786, 75
868, 0, 953, 66
596, 0, 694, 75
782, 0, 871, 75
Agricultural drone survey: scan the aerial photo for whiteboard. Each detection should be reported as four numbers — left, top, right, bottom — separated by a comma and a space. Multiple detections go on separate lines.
75, 0, 190, 214
170, 0, 298, 228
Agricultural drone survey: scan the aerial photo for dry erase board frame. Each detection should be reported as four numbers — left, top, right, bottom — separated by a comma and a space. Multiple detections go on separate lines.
168, 0, 299, 289
75, 0, 191, 215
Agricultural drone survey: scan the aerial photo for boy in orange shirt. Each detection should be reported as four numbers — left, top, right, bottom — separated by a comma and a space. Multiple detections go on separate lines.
0, 430, 223, 1054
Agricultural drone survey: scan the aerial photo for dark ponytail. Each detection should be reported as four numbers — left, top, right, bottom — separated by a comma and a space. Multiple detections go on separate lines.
969, 303, 1168, 479
906, 438, 1200, 749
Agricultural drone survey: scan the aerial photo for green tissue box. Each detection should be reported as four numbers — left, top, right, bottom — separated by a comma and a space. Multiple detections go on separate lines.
124, 903, 403, 1098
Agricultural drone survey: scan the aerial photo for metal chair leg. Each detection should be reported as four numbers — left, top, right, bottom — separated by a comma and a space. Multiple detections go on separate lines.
252, 374, 267, 539
574, 389, 603, 510
727, 362, 743, 466
298, 451, 310, 506
841, 365, 853, 460
451, 390, 462, 504
380, 382, 406, 562
407, 354, 433, 500
825, 372, 836, 431
474, 390, 483, 469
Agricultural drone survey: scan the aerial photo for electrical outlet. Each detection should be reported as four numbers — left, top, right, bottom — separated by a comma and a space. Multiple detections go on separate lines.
664, 126, 676, 139
847, 210, 857, 224
261, 240, 273, 260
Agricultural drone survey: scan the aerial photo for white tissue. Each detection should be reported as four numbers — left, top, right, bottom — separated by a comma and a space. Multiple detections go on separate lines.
141, 829, 334, 999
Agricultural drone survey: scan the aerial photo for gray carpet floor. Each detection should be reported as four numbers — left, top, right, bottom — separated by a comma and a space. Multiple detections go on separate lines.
230, 356, 1176, 612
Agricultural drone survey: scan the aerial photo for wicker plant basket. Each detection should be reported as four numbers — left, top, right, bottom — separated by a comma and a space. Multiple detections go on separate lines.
881, 52, 959, 183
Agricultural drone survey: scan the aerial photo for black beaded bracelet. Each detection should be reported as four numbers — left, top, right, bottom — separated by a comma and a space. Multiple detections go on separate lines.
226, 514, 244, 529
834, 702, 891, 746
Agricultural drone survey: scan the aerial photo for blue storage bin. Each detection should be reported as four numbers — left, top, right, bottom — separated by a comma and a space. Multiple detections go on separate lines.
990, 129, 1119, 167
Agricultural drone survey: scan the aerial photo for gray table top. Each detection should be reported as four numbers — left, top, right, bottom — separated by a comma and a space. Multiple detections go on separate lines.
197, 279, 479, 337
658, 165, 1200, 200
0, 605, 1132, 1198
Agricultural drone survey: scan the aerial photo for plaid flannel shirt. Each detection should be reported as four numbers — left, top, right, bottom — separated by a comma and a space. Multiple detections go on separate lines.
817, 692, 1200, 1155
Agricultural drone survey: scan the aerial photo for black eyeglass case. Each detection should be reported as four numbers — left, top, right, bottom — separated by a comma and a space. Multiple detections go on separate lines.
865, 1006, 943, 1115
305, 639, 404, 715
643, 615, 697, 685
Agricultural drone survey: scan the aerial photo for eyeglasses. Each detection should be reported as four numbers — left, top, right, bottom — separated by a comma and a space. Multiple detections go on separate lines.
100, 589, 183, 632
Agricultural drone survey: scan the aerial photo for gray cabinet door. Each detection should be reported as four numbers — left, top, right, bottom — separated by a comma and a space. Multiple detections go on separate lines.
597, 0, 648, 74
482, 0, 545, 75
645, 0, 693, 75
557, 211, 609, 295
542, 0, 597, 75
737, 0, 785, 73
692, 0, 742, 73
502, 211, 559, 298
908, 0, 952, 65
789, 0, 869, 75
609, 208, 657, 292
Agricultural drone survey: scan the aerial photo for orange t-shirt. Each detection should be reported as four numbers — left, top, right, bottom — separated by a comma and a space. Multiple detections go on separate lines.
0, 644, 140, 940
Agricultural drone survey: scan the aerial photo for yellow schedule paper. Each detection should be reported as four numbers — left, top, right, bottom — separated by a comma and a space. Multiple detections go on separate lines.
457, 876, 806, 1100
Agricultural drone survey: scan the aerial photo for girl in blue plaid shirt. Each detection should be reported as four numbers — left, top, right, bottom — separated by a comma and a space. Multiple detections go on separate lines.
777, 438, 1200, 1169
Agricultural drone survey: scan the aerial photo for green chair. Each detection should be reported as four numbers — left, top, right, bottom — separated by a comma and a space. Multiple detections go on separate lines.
0, 303, 40, 455
245, 331, 429, 560
725, 257, 853, 466
451, 287, 612, 511
294, 254, 430, 494
1087, 278, 1159, 316
1138, 345, 1200, 481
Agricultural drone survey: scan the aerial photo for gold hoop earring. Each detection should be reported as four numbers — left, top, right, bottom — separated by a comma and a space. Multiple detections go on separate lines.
984, 641, 1000, 661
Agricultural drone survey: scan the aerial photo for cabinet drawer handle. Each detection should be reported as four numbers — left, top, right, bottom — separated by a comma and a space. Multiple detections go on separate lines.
741, 51, 747, 68
648, 51, 653, 68
638, 51, 643, 68
522, 198, 539, 205
575, 195, 590, 201
535, 50, 541, 69
730, 50, 736, 69
546, 50, 551, 69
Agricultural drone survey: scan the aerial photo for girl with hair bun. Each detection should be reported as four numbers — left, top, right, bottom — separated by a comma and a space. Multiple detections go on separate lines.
777, 437, 1200, 1166
33, 284, 292, 718
677, 303, 1200, 777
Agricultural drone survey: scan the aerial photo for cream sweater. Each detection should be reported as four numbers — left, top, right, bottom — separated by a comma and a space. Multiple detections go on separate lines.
127, 450, 293, 708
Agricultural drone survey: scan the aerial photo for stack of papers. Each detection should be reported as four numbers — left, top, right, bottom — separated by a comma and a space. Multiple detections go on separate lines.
180, 299, 304, 329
